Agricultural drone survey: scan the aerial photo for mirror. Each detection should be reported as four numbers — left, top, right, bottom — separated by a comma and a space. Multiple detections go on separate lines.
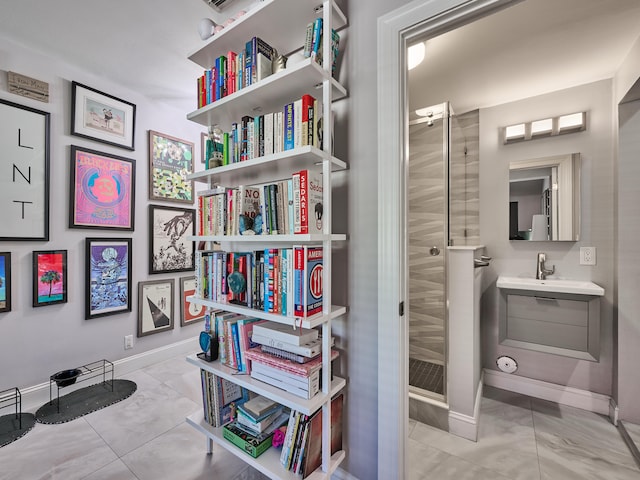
509, 153, 580, 241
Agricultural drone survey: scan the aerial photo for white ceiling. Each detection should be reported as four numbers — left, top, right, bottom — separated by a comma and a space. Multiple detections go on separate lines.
1, 0, 639, 117
408, 0, 640, 116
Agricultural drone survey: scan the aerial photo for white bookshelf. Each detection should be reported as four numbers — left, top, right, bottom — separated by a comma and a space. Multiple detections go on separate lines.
185, 1, 347, 479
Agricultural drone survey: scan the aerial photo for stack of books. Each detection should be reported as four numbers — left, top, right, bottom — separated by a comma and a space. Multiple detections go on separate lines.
245, 321, 338, 399
199, 369, 249, 427
222, 395, 289, 458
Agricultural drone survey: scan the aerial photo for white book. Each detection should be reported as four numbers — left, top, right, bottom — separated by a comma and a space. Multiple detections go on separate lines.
264, 112, 274, 156
250, 333, 334, 357
275, 111, 283, 153
252, 361, 320, 389
293, 98, 303, 149
251, 369, 319, 399
252, 321, 318, 346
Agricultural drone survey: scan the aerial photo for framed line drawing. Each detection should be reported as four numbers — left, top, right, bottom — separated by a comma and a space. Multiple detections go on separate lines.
33, 250, 67, 307
138, 279, 175, 337
69, 145, 136, 231
85, 238, 132, 319
149, 130, 194, 204
71, 81, 136, 150
0, 98, 50, 241
149, 204, 195, 274
0, 252, 11, 313
179, 276, 205, 326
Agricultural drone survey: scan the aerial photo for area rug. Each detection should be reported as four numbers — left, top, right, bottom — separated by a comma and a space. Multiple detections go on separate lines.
35, 379, 137, 424
0, 413, 36, 447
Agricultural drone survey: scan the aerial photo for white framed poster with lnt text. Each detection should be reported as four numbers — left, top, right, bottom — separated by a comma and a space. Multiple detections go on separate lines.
0, 98, 50, 241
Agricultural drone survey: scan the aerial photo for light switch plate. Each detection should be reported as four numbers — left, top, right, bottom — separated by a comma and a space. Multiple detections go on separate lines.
580, 247, 596, 265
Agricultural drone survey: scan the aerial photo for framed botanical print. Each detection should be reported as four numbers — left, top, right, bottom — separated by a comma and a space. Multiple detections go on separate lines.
148, 204, 195, 274
179, 276, 205, 326
0, 98, 50, 241
138, 279, 175, 337
33, 250, 67, 307
85, 238, 132, 319
69, 146, 136, 231
149, 130, 194, 204
71, 81, 136, 150
0, 252, 11, 313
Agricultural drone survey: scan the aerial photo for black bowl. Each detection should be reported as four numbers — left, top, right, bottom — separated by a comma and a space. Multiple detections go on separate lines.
52, 369, 82, 387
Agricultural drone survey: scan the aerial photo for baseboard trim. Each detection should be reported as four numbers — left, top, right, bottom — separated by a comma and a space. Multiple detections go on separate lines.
610, 398, 620, 426
448, 372, 484, 442
20, 338, 197, 413
483, 368, 611, 415
618, 421, 640, 470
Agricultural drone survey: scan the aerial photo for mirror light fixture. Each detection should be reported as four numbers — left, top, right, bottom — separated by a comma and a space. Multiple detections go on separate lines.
408, 42, 425, 70
502, 112, 586, 144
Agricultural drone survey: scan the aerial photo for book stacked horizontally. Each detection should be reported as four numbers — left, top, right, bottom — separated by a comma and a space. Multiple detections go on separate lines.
245, 321, 338, 399
222, 394, 289, 458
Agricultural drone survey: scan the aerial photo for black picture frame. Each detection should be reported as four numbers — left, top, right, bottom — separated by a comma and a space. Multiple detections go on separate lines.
69, 145, 136, 231
0, 98, 50, 241
138, 279, 175, 337
148, 204, 195, 274
0, 252, 11, 313
33, 250, 68, 307
85, 237, 133, 320
71, 81, 136, 151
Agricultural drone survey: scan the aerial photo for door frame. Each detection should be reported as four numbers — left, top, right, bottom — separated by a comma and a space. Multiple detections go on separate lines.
376, 1, 518, 478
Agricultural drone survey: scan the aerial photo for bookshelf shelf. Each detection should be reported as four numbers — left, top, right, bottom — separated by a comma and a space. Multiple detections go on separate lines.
186, 297, 346, 330
187, 59, 347, 128
188, 146, 346, 187
186, 1, 347, 477
187, 354, 345, 415
186, 411, 346, 480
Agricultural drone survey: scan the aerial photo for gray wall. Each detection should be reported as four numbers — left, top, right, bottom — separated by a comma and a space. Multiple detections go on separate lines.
0, 36, 204, 389
479, 79, 615, 395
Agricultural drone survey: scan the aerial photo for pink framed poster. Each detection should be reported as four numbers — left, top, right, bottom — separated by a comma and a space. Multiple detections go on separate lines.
69, 145, 136, 231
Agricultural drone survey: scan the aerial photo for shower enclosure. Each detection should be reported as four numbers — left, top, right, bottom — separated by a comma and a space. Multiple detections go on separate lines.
407, 102, 479, 407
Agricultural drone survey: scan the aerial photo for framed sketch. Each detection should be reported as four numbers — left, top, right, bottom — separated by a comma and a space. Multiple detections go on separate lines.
0, 252, 11, 313
85, 238, 132, 319
33, 250, 67, 307
149, 130, 194, 204
0, 98, 50, 241
180, 276, 205, 326
138, 279, 175, 337
71, 81, 136, 150
149, 204, 195, 274
69, 145, 136, 231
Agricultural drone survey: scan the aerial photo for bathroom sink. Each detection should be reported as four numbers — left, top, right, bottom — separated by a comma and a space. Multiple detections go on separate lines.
496, 276, 604, 296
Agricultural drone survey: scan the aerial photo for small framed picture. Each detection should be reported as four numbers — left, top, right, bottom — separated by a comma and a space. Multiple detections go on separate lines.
138, 279, 175, 337
149, 204, 195, 274
180, 276, 206, 326
149, 130, 194, 204
85, 238, 132, 320
0, 252, 11, 313
69, 145, 136, 231
33, 250, 67, 307
71, 81, 136, 150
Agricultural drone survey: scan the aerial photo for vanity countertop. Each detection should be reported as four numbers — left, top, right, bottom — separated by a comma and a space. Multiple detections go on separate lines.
496, 276, 604, 296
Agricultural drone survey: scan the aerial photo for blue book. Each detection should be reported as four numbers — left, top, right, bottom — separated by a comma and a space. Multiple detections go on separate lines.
284, 103, 294, 150
245, 40, 253, 87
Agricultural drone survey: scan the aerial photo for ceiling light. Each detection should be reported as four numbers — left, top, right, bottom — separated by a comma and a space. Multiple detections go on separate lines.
558, 112, 586, 133
407, 42, 425, 70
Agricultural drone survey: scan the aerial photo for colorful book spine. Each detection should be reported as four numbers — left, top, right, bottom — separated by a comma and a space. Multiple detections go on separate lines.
284, 103, 294, 150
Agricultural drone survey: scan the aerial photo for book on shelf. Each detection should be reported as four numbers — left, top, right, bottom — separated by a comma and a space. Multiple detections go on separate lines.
294, 245, 323, 318
301, 393, 344, 478
236, 404, 285, 434
252, 321, 318, 346
280, 410, 304, 469
222, 420, 274, 458
254, 37, 274, 83
251, 361, 321, 399
251, 333, 334, 358
296, 169, 323, 235
237, 318, 267, 373
259, 344, 321, 364
245, 346, 339, 378
200, 369, 249, 428
239, 395, 282, 421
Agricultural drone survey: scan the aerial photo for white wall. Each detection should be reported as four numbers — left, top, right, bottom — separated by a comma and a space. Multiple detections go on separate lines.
479, 80, 615, 395
0, 36, 204, 389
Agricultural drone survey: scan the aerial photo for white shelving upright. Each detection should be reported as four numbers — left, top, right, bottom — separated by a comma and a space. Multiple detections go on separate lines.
184, 1, 347, 479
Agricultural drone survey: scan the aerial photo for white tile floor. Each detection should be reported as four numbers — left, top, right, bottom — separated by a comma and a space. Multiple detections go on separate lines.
1, 354, 638, 480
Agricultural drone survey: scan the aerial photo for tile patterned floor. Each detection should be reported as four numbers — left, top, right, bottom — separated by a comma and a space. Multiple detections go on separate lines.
1, 353, 638, 480
409, 358, 444, 395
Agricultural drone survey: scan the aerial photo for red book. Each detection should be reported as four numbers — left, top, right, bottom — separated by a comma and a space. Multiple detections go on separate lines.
301, 94, 315, 146
297, 170, 323, 235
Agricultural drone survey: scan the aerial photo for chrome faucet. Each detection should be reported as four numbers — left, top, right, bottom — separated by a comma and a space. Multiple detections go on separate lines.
536, 252, 555, 280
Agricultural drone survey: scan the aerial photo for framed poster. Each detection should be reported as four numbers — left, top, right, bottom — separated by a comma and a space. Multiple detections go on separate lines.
71, 81, 136, 150
0, 98, 50, 241
33, 250, 67, 307
85, 238, 132, 319
180, 276, 205, 326
138, 279, 175, 337
69, 146, 136, 231
0, 252, 11, 313
149, 130, 194, 204
148, 204, 195, 274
